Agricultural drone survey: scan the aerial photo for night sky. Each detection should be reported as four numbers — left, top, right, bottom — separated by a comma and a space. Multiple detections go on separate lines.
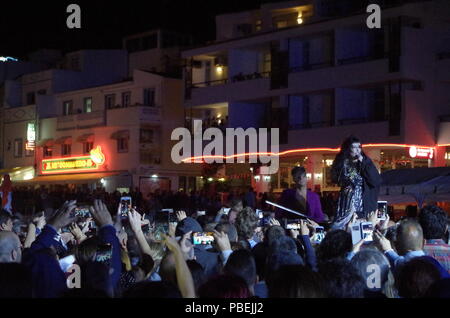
0, 0, 288, 58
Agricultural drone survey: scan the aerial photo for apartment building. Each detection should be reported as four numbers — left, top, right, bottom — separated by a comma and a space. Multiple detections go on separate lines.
1, 45, 201, 193
181, 0, 450, 193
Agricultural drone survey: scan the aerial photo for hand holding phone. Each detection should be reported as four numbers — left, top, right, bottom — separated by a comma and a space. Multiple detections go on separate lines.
95, 244, 113, 265
377, 201, 388, 220
74, 206, 91, 218
192, 232, 214, 245
120, 197, 132, 219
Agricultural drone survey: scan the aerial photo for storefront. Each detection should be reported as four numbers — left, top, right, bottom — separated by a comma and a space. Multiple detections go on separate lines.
13, 146, 132, 192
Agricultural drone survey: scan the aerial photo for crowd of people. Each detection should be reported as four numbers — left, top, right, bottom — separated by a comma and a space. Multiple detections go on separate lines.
1, 136, 449, 298
0, 185, 449, 298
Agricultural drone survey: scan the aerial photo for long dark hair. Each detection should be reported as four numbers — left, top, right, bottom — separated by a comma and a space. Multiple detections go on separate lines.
331, 136, 365, 184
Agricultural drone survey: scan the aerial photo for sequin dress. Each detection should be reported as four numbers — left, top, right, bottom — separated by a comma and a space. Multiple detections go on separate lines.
331, 160, 364, 230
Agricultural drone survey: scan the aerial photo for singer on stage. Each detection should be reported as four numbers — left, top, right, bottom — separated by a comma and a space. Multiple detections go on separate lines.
330, 136, 382, 230
276, 166, 325, 223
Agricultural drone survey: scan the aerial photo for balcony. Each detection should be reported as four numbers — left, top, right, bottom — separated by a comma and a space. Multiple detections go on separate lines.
186, 72, 271, 107
107, 104, 161, 126
287, 58, 393, 94
57, 111, 105, 130
286, 120, 392, 150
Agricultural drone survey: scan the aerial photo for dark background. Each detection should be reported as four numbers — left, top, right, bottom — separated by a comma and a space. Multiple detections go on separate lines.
0, 0, 289, 58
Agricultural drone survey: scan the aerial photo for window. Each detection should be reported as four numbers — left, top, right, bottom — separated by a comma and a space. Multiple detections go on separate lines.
83, 142, 94, 154
117, 138, 128, 153
255, 20, 262, 31
43, 146, 53, 158
61, 144, 71, 156
83, 97, 92, 113
122, 92, 131, 107
25, 145, 34, 157
26, 92, 35, 105
14, 139, 23, 158
140, 129, 154, 143
105, 94, 116, 109
143, 88, 155, 106
63, 101, 73, 116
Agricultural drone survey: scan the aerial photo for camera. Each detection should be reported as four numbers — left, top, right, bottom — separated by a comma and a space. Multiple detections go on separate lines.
192, 232, 214, 245
311, 226, 325, 244
95, 244, 113, 265
74, 206, 90, 218
351, 221, 374, 244
120, 196, 132, 219
377, 201, 388, 220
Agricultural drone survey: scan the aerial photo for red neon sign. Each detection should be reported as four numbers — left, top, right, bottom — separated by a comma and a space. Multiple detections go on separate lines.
42, 146, 106, 174
409, 146, 433, 159
181, 143, 435, 163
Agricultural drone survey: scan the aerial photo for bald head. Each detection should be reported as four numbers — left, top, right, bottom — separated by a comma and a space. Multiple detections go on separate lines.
396, 219, 424, 255
0, 231, 22, 263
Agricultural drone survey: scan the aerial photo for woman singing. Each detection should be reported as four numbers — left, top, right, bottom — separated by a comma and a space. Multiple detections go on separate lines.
330, 136, 381, 230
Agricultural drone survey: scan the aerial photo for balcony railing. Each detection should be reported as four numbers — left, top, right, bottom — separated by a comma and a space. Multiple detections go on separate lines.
190, 71, 270, 89
336, 52, 387, 66
57, 111, 105, 130
337, 117, 387, 126
289, 121, 333, 130
290, 61, 333, 73
107, 103, 159, 110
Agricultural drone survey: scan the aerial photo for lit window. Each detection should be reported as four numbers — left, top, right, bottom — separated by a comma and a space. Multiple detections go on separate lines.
84, 97, 92, 113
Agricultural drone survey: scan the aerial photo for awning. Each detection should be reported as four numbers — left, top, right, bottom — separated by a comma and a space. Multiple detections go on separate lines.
111, 130, 130, 139
77, 134, 95, 143
36, 139, 54, 147
0, 166, 35, 181
15, 171, 123, 184
54, 136, 73, 145
0, 167, 30, 176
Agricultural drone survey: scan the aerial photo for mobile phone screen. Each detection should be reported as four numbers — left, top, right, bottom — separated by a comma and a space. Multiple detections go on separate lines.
192, 232, 214, 245
377, 201, 387, 219
75, 206, 91, 218
361, 223, 374, 242
95, 244, 113, 264
286, 223, 300, 230
120, 197, 132, 219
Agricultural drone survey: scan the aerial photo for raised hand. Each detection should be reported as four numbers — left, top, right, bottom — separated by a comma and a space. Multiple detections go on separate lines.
89, 200, 113, 227
269, 218, 280, 227
69, 222, 87, 243
374, 230, 392, 252
300, 220, 310, 236
128, 209, 143, 233
176, 210, 187, 222
212, 230, 231, 252
33, 214, 46, 230
48, 200, 77, 231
